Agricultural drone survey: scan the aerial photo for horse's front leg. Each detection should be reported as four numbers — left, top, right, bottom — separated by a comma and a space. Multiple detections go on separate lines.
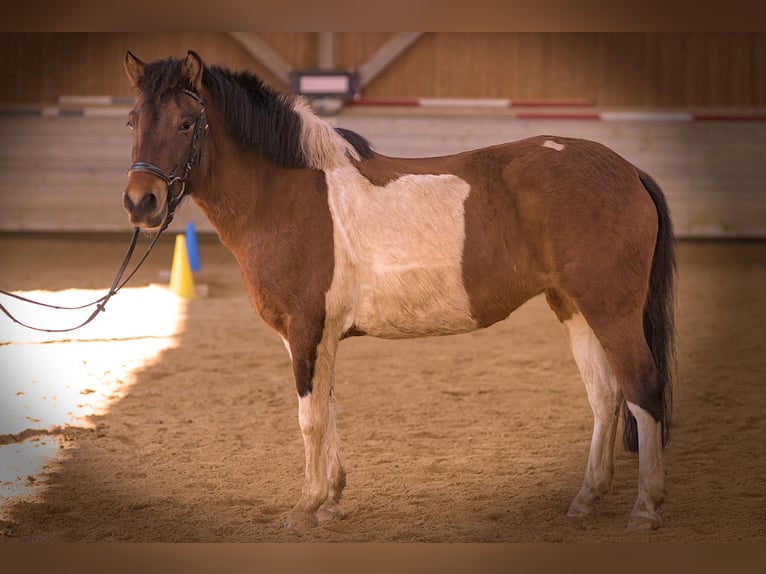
283, 323, 345, 530
315, 383, 347, 523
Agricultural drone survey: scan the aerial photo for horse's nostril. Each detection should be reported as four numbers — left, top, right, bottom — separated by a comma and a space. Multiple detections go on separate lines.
144, 192, 158, 211
123, 193, 134, 212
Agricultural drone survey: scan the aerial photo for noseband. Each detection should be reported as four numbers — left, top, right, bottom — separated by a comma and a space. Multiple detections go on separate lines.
127, 88, 209, 229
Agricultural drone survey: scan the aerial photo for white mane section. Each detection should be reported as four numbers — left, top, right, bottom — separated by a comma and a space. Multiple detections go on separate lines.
292, 97, 360, 170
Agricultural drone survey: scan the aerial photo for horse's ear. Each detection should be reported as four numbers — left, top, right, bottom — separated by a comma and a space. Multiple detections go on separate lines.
124, 51, 145, 87
182, 50, 204, 92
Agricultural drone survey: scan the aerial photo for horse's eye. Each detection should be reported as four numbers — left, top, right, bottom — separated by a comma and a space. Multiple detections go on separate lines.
126, 119, 135, 130
179, 119, 194, 132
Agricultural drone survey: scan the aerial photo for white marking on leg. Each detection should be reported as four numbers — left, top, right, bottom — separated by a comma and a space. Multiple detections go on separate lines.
296, 392, 329, 514
542, 139, 565, 151
325, 167, 477, 338
626, 401, 666, 529
288, 331, 344, 528
281, 336, 292, 361
564, 314, 620, 516
317, 387, 347, 522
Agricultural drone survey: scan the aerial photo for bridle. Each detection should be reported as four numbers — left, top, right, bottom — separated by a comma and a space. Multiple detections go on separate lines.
128, 88, 210, 231
0, 88, 210, 333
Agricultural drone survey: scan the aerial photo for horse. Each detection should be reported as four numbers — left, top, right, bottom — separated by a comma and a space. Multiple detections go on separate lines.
122, 50, 676, 532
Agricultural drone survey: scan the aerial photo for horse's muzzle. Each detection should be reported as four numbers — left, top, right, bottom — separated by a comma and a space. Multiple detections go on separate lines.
123, 187, 165, 228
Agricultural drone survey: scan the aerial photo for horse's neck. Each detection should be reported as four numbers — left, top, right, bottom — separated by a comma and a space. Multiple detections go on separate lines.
189, 163, 255, 257
190, 150, 316, 260
187, 100, 340, 259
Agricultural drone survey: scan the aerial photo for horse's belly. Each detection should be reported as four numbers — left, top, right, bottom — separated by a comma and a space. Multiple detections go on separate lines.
351, 264, 478, 339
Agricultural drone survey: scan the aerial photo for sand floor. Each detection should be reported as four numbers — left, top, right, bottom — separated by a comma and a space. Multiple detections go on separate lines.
0, 233, 764, 542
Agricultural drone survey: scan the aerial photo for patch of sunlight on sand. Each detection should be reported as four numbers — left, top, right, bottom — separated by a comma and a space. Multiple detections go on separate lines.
0, 285, 187, 515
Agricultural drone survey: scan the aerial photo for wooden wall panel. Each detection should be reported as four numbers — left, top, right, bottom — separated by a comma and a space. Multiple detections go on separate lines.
340, 33, 766, 107
755, 34, 766, 104
332, 33, 394, 69
0, 33, 312, 103
1, 33, 764, 107
1, 112, 764, 236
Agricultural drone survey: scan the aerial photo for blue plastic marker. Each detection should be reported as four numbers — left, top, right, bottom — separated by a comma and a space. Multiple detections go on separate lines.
185, 221, 202, 272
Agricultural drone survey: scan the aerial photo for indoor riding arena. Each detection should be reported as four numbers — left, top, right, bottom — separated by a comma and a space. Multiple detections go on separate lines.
1, 33, 764, 543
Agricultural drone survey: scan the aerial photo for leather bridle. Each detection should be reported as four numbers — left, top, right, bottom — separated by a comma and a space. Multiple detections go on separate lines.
127, 88, 209, 231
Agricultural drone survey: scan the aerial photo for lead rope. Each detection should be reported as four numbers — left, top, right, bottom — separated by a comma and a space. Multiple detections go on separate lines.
0, 213, 172, 333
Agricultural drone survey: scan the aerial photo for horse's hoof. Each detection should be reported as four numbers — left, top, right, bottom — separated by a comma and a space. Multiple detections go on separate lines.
626, 509, 661, 531
317, 501, 347, 523
566, 497, 596, 518
284, 509, 319, 531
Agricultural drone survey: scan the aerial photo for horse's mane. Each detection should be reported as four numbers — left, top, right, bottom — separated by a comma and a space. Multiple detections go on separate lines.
137, 57, 374, 170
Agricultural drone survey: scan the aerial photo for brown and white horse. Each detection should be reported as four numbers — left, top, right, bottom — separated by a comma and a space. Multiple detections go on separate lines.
122, 51, 676, 531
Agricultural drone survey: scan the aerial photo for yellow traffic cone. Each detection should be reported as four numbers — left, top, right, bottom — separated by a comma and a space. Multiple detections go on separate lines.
169, 234, 195, 299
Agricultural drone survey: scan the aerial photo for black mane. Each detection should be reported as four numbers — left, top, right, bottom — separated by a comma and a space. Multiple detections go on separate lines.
137, 57, 374, 168
334, 127, 375, 161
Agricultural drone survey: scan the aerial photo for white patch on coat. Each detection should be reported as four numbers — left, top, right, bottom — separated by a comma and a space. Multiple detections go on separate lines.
292, 97, 359, 169
542, 139, 565, 152
324, 166, 477, 339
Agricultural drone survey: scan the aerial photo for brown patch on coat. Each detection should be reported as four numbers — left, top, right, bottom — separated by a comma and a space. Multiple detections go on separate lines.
192, 155, 335, 397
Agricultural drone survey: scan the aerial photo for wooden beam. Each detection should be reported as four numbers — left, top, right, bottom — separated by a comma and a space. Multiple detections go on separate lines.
357, 32, 424, 88
317, 32, 335, 69
228, 32, 292, 85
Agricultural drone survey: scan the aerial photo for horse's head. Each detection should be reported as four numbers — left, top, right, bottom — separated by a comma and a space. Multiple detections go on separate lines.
122, 51, 208, 229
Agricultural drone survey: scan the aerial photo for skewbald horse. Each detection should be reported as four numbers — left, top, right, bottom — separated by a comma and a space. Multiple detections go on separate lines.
122, 51, 676, 531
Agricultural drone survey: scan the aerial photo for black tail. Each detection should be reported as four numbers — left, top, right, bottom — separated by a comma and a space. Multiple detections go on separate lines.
622, 171, 677, 452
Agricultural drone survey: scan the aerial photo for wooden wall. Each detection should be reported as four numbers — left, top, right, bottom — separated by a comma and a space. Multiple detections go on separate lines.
1, 33, 765, 107
1, 111, 764, 237
0, 33, 303, 103
1, 33, 764, 237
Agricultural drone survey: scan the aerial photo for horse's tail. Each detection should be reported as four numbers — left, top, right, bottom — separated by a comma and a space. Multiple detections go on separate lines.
622, 170, 677, 452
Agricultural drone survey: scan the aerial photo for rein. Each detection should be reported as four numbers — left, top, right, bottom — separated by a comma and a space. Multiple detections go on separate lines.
0, 88, 208, 334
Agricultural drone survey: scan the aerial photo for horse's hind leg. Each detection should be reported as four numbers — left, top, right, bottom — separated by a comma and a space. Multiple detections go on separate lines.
563, 311, 621, 517
548, 287, 667, 529
575, 306, 667, 530
547, 291, 621, 517
624, 398, 666, 529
